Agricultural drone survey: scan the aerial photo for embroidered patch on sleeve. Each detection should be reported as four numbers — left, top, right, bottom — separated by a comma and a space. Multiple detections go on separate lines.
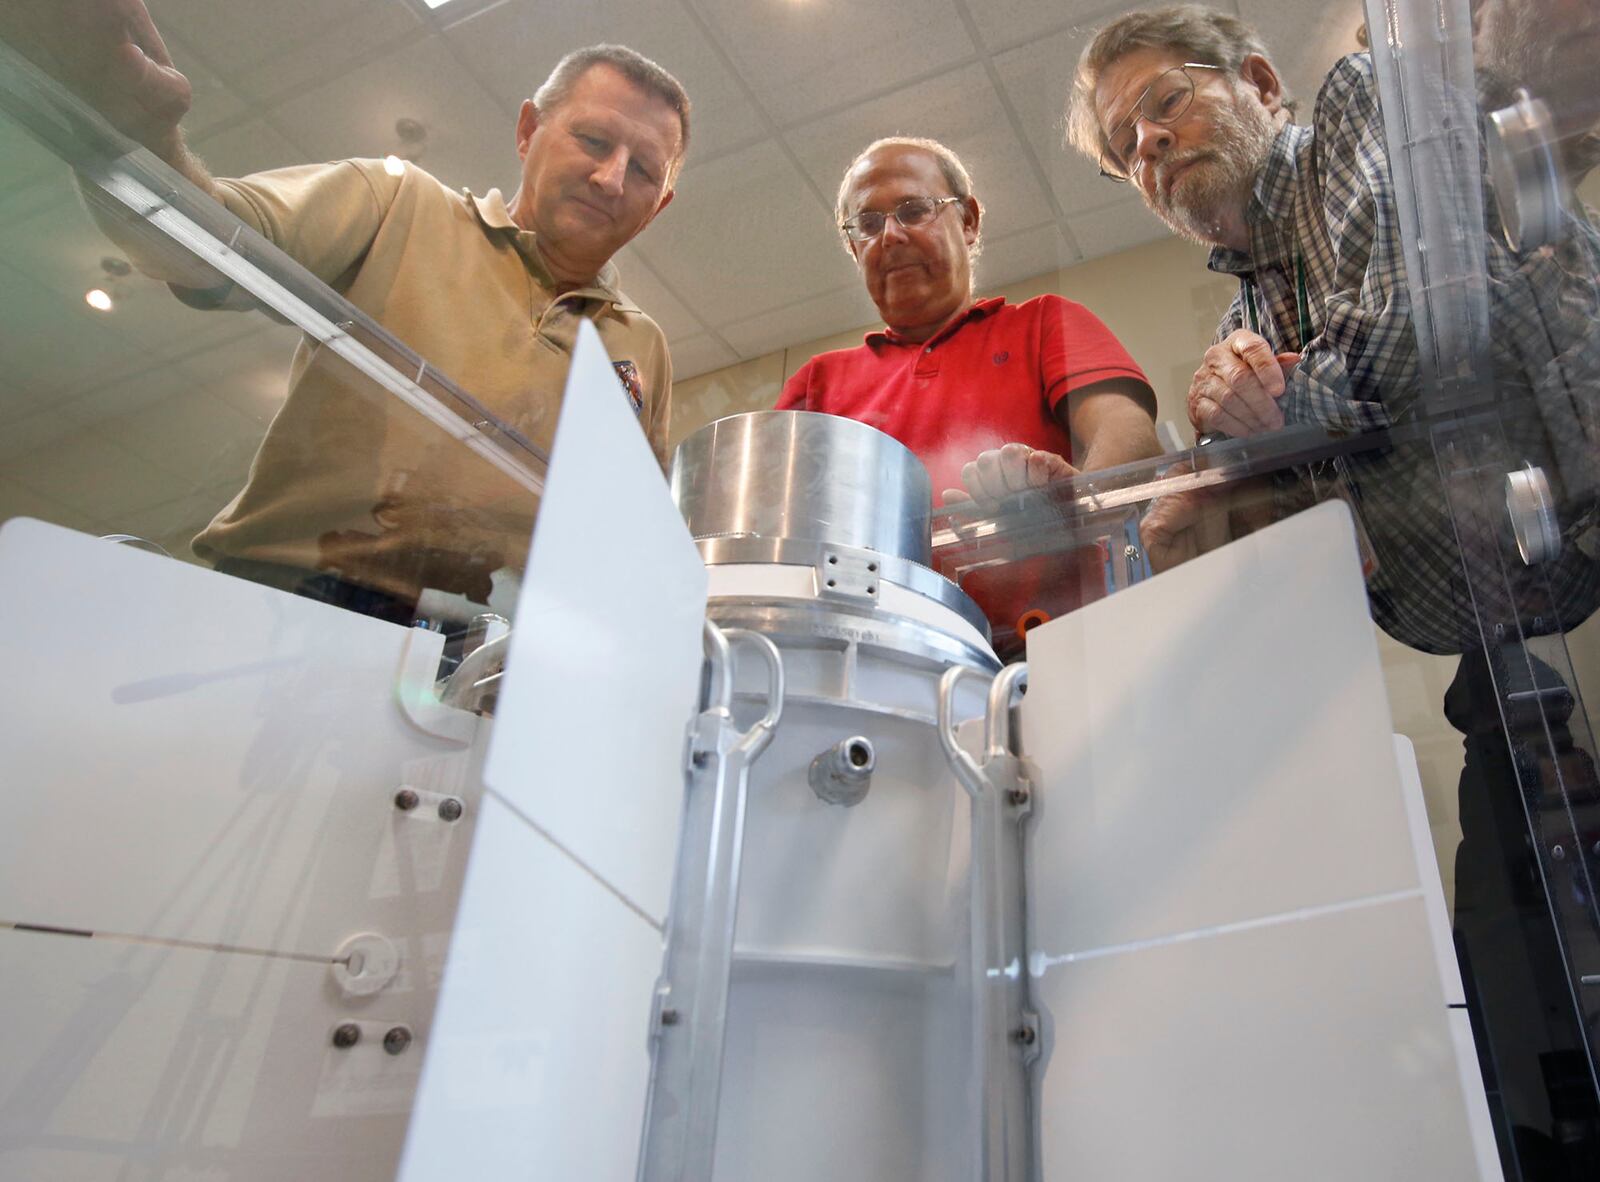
613, 360, 644, 415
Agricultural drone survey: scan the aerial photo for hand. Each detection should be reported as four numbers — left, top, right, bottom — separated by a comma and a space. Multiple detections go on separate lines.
1139, 466, 1278, 574
1187, 329, 1300, 438
0, 1, 192, 155
942, 443, 1079, 507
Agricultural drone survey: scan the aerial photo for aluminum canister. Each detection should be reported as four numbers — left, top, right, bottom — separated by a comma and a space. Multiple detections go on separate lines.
669, 411, 933, 567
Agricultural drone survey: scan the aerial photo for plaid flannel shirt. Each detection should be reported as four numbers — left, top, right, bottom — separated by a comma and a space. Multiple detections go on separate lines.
1207, 53, 1600, 654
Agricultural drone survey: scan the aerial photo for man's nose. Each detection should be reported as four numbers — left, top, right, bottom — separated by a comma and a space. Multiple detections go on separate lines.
1133, 119, 1175, 176
879, 212, 911, 245
591, 148, 628, 196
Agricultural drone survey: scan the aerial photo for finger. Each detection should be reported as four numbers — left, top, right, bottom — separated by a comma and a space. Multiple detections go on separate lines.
1228, 331, 1287, 397
997, 443, 1032, 493
940, 487, 972, 506
961, 457, 1004, 504
1025, 449, 1070, 488
1194, 393, 1258, 439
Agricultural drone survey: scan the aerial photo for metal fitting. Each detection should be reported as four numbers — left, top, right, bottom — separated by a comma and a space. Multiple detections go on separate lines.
383, 1026, 413, 1055
809, 736, 876, 807
332, 1023, 361, 1049
437, 797, 464, 822
394, 788, 420, 812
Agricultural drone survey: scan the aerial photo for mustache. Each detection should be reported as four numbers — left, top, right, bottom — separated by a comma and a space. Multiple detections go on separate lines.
1155, 151, 1211, 197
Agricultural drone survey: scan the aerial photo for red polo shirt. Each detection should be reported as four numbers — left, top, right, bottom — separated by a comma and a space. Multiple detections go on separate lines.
776, 294, 1149, 499
777, 294, 1151, 653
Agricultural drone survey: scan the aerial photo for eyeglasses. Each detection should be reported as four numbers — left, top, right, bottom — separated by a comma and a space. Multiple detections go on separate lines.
840, 195, 962, 243
1099, 62, 1225, 182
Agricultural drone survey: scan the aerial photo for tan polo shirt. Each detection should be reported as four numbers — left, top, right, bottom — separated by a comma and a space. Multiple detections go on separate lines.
182, 158, 671, 604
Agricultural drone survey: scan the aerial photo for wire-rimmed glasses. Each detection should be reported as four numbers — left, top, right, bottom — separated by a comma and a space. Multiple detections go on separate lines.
1099, 62, 1225, 181
840, 195, 963, 243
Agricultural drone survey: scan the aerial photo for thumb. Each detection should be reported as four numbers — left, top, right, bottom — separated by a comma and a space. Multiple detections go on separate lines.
940, 488, 973, 506
1275, 351, 1301, 370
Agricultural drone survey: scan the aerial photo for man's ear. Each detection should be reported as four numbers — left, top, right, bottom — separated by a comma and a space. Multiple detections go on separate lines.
515, 99, 541, 160
1237, 53, 1287, 117
961, 195, 982, 247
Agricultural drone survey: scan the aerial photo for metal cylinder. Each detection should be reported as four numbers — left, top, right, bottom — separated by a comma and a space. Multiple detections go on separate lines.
669, 411, 933, 566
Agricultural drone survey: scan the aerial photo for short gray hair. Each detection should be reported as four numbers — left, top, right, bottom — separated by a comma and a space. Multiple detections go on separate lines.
1064, 6, 1288, 162
834, 136, 983, 260
534, 44, 691, 183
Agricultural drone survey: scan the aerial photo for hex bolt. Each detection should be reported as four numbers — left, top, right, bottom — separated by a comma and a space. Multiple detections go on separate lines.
437, 797, 464, 822
383, 1026, 413, 1055
394, 788, 420, 812
332, 1023, 361, 1049
660, 1008, 680, 1027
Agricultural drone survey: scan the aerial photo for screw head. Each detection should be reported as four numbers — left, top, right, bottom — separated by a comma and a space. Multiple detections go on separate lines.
1124, 544, 1142, 562
1012, 1024, 1037, 1046
1007, 788, 1030, 807
394, 788, 420, 812
1553, 844, 1567, 861
437, 797, 464, 822
383, 1026, 413, 1055
332, 1023, 361, 1049
660, 1008, 680, 1027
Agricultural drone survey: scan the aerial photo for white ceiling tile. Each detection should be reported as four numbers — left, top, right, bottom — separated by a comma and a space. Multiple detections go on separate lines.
266, 36, 516, 196
691, 0, 978, 123
631, 140, 844, 325
170, 326, 303, 421
0, 407, 79, 462
964, 0, 1116, 53
1235, 0, 1367, 114
149, 0, 394, 79
974, 222, 1075, 292
6, 432, 193, 520
189, 120, 316, 179
442, 0, 766, 163
0, 182, 268, 363
670, 334, 739, 380
784, 62, 1054, 238
993, 27, 1118, 218
95, 389, 266, 484
609, 245, 705, 341
0, 107, 61, 198
0, 262, 159, 402
227, 4, 427, 105
1067, 196, 1174, 261
0, 476, 107, 536
718, 283, 879, 360
59, 359, 208, 428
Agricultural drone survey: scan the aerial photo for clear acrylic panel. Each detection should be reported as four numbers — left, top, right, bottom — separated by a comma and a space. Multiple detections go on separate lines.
3, 0, 1597, 1179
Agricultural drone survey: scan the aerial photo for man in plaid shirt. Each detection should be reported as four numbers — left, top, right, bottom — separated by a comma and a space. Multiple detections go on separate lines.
1065, 6, 1599, 657
1068, 6, 1600, 1176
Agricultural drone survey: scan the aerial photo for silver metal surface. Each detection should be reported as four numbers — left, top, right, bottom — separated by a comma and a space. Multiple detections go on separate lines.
706, 597, 999, 676
807, 736, 875, 807
936, 663, 1035, 1179
638, 622, 784, 1182
1507, 464, 1561, 565
697, 535, 990, 643
671, 411, 933, 566
1486, 91, 1567, 252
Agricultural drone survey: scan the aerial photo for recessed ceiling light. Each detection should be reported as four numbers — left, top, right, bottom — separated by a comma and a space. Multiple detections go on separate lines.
420, 0, 456, 8
85, 288, 114, 312
383, 154, 406, 177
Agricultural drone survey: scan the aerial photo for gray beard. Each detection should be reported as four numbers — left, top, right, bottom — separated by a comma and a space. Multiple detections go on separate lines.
1150, 95, 1276, 249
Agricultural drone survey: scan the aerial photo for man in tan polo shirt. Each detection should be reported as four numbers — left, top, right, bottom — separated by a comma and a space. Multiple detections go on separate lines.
6, 4, 687, 620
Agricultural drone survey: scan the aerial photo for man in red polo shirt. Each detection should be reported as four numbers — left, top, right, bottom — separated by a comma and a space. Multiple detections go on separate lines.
776, 135, 1160, 645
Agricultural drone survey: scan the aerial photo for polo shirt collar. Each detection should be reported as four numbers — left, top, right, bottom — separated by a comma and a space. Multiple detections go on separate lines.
866, 295, 1006, 349
1206, 122, 1311, 278
466, 187, 641, 312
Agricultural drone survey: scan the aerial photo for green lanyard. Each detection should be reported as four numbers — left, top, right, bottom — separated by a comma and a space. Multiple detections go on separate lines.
1242, 253, 1311, 346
